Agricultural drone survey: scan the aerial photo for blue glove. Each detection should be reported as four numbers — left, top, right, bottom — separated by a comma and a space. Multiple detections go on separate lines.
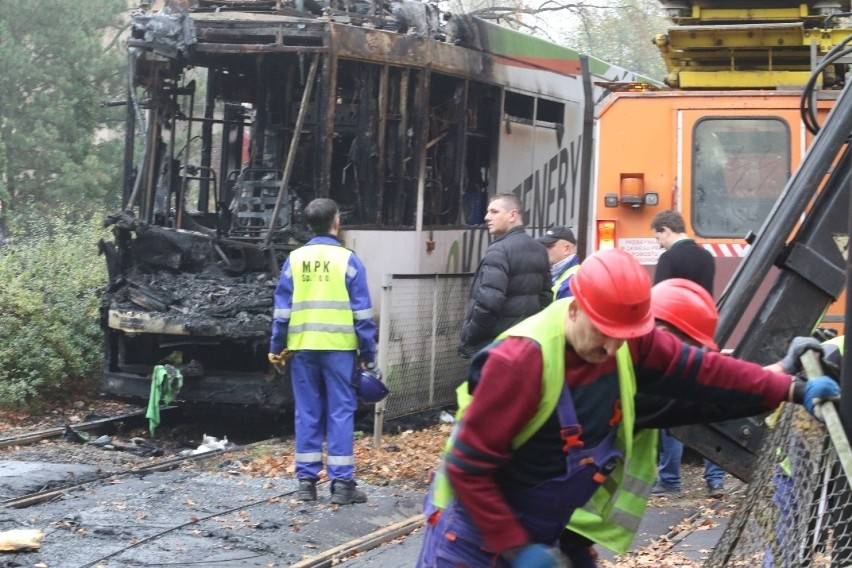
511, 544, 566, 568
803, 375, 840, 415
780, 336, 823, 374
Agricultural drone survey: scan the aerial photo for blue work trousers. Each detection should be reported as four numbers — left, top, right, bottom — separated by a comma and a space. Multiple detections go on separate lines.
658, 429, 726, 488
291, 350, 358, 481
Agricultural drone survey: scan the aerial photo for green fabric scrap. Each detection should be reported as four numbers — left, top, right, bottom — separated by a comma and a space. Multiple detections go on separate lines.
146, 364, 183, 436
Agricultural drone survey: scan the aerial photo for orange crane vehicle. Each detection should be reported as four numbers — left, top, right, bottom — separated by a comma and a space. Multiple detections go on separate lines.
589, 0, 852, 347
598, 0, 852, 482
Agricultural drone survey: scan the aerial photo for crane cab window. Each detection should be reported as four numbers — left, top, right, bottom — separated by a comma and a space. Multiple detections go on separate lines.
691, 117, 790, 238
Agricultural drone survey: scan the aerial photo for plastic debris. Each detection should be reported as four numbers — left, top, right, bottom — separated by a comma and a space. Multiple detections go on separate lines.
0, 529, 44, 551
180, 434, 231, 456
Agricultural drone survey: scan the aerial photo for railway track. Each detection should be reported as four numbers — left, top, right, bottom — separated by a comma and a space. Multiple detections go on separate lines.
0, 409, 437, 565
0, 448, 425, 567
0, 432, 287, 509
0, 407, 177, 449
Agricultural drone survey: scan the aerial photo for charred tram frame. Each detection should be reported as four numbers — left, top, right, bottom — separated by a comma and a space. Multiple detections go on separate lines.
102, 4, 508, 410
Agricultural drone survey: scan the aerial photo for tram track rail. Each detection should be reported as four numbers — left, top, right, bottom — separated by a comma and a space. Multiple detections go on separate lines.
72, 475, 423, 568
0, 409, 437, 565
0, 407, 177, 449
7, 465, 422, 568
1, 433, 287, 509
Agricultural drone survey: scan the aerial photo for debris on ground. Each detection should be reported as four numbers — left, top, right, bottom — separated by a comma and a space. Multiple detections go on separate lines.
62, 425, 90, 444
180, 434, 232, 456
240, 423, 450, 491
0, 529, 44, 551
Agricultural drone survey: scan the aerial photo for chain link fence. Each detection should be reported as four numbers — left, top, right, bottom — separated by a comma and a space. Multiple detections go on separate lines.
707, 403, 852, 567
376, 273, 473, 422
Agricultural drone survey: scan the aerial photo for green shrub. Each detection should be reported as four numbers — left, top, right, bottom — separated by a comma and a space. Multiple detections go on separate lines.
0, 210, 109, 408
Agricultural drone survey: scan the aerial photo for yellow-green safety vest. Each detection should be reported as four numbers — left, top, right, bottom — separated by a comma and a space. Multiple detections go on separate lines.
430, 299, 573, 509
287, 244, 358, 351
566, 343, 657, 554
824, 335, 845, 353
552, 264, 580, 299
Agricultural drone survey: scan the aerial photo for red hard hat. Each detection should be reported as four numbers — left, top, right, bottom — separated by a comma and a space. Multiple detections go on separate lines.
568, 249, 654, 338
651, 278, 719, 351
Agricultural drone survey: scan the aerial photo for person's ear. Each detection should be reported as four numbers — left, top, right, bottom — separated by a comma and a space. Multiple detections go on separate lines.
568, 300, 579, 322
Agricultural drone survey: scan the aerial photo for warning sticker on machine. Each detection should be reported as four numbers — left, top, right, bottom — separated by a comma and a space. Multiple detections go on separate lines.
619, 238, 664, 265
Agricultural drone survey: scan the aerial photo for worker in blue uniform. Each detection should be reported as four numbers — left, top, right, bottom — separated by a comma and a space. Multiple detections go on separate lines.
269, 198, 377, 505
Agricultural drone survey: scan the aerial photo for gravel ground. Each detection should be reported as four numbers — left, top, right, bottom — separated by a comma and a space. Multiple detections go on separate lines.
0, 397, 737, 567
0, 407, 437, 567
0, 467, 424, 567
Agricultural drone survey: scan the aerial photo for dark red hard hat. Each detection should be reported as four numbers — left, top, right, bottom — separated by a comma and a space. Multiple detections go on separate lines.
569, 249, 654, 338
651, 278, 719, 350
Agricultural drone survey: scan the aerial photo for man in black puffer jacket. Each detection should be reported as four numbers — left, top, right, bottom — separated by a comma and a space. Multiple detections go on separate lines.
459, 193, 552, 359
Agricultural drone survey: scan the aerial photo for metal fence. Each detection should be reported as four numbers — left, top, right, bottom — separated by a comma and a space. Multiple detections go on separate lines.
375, 273, 473, 422
707, 402, 852, 567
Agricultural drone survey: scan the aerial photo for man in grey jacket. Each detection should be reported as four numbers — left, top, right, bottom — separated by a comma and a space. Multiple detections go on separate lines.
458, 193, 551, 359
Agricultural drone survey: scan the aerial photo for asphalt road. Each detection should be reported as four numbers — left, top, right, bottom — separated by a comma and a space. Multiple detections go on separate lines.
0, 459, 727, 567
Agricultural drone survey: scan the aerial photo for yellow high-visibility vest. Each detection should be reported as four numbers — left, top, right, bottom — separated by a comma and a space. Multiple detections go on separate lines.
430, 299, 572, 510
552, 263, 580, 299
287, 244, 357, 351
567, 343, 656, 554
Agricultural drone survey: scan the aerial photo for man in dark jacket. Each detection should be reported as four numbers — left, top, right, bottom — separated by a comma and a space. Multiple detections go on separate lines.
458, 193, 551, 359
650, 208, 725, 497
651, 209, 715, 291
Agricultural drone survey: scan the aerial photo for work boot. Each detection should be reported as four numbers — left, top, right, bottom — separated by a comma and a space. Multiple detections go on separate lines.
297, 478, 317, 501
330, 479, 367, 505
707, 482, 726, 498
651, 482, 682, 497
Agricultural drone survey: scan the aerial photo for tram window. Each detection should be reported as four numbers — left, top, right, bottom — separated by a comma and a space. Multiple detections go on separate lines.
504, 91, 534, 123
691, 117, 790, 239
536, 98, 564, 126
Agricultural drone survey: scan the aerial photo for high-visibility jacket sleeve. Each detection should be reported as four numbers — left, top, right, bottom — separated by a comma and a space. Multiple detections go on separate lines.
345, 252, 376, 362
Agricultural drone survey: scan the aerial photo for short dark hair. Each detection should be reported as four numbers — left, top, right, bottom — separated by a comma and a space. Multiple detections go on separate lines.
490, 193, 523, 223
304, 198, 339, 234
651, 209, 686, 233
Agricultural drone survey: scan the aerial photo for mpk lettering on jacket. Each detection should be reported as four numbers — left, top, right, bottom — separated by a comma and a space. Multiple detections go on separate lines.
301, 260, 332, 282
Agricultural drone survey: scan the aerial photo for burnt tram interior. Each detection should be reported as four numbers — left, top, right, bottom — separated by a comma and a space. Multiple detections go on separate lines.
100, 0, 506, 410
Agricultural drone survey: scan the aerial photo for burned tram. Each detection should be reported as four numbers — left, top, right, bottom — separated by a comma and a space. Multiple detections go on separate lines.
100, 0, 645, 411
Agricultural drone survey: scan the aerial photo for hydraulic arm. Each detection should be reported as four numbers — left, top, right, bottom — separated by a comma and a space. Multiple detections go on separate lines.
671, 78, 852, 481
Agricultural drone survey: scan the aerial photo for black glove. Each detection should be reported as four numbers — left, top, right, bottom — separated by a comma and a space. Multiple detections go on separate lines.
779, 337, 823, 374
812, 327, 838, 343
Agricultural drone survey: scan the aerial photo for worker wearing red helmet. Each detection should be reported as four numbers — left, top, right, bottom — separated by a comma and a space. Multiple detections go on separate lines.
651, 277, 718, 348
561, 278, 723, 566
417, 249, 838, 568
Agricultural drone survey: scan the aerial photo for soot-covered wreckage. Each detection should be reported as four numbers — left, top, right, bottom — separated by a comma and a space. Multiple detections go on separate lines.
100, 0, 520, 411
